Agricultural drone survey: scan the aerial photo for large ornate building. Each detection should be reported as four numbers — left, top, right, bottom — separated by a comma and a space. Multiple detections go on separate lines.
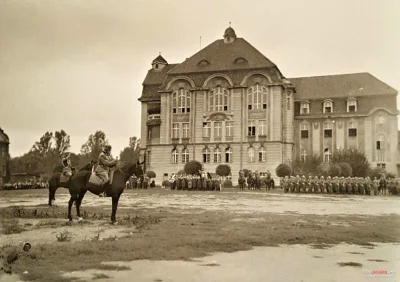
0, 128, 10, 187
139, 26, 399, 184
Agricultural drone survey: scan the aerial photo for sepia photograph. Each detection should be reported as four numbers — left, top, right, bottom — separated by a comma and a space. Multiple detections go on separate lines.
0, 0, 399, 281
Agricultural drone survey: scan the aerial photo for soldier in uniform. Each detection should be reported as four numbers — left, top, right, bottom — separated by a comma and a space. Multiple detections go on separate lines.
60, 152, 73, 186
96, 145, 118, 197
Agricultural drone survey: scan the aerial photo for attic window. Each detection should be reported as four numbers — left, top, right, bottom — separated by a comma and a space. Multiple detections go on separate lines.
197, 60, 210, 67
234, 57, 247, 64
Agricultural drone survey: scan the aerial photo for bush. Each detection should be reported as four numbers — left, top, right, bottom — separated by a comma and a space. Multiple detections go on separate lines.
329, 163, 342, 177
223, 179, 233, 187
332, 149, 370, 177
162, 180, 170, 187
216, 164, 231, 177
291, 155, 321, 176
184, 160, 202, 175
146, 170, 156, 178
369, 167, 383, 179
338, 162, 352, 177
276, 163, 292, 177
242, 169, 250, 178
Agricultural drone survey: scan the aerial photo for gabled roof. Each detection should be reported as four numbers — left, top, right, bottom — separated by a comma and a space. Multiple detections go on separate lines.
289, 72, 398, 100
0, 128, 9, 144
167, 38, 276, 74
152, 55, 168, 65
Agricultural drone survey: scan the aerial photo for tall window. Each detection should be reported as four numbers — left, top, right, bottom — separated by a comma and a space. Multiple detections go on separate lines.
214, 122, 222, 138
324, 148, 331, 163
182, 148, 189, 163
323, 121, 333, 138
247, 84, 268, 110
172, 89, 190, 113
203, 148, 211, 163
259, 120, 266, 135
147, 151, 151, 165
182, 123, 189, 138
301, 148, 308, 162
258, 146, 266, 162
347, 99, 357, 112
203, 122, 211, 138
209, 86, 229, 111
248, 121, 256, 136
248, 147, 255, 162
214, 148, 221, 163
300, 123, 309, 139
172, 149, 179, 164
301, 103, 309, 114
225, 121, 233, 137
323, 100, 333, 113
172, 123, 179, 138
225, 147, 232, 163
348, 121, 357, 137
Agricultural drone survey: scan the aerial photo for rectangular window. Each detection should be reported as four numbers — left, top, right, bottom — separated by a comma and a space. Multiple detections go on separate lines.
301, 130, 309, 138
182, 123, 189, 138
376, 141, 385, 150
301, 104, 309, 114
349, 105, 356, 112
377, 163, 386, 169
203, 122, 211, 138
324, 107, 332, 113
348, 128, 357, 137
324, 129, 332, 138
172, 123, 179, 138
225, 121, 233, 137
248, 121, 256, 136
214, 122, 222, 138
258, 120, 266, 135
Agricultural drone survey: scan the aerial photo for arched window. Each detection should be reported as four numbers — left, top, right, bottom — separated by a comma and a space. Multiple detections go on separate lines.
248, 147, 255, 162
247, 84, 268, 110
301, 102, 310, 114
347, 99, 357, 112
324, 148, 331, 163
172, 89, 190, 113
182, 148, 189, 163
225, 147, 232, 163
172, 149, 179, 164
301, 148, 308, 162
323, 100, 333, 113
258, 146, 266, 162
208, 86, 229, 111
214, 148, 221, 163
203, 148, 210, 163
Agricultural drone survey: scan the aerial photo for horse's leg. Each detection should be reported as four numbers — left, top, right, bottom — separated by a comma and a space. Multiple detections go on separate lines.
75, 190, 88, 221
48, 186, 55, 206
68, 193, 78, 222
111, 194, 121, 224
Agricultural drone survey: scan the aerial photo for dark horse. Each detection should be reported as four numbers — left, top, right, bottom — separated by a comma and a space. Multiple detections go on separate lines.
67, 162, 143, 224
48, 161, 96, 206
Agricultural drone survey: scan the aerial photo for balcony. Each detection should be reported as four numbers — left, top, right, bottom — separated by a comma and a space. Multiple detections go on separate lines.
146, 114, 161, 126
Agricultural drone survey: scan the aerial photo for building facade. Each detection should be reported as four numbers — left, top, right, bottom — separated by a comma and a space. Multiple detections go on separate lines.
139, 27, 399, 184
0, 128, 10, 187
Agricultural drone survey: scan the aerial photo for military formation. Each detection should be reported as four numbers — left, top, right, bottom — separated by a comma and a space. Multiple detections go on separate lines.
2, 181, 48, 190
280, 175, 396, 195
166, 172, 222, 191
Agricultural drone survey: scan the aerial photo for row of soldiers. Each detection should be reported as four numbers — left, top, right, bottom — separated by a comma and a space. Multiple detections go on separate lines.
2, 181, 48, 190
280, 175, 394, 195
167, 173, 222, 191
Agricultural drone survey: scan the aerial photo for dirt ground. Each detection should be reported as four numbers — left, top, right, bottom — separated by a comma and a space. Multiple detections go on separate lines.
0, 188, 399, 282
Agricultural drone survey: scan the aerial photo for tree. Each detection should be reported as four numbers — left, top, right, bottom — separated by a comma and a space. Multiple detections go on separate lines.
331, 149, 370, 177
31, 132, 53, 157
54, 130, 71, 156
216, 164, 231, 177
276, 163, 292, 177
119, 137, 140, 165
184, 160, 202, 175
328, 163, 342, 177
291, 155, 321, 176
80, 131, 108, 160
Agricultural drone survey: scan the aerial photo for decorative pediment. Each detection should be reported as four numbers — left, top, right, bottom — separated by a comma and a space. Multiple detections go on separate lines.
204, 112, 232, 121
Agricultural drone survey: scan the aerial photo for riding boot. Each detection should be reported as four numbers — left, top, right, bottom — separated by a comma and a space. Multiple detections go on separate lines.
99, 180, 110, 197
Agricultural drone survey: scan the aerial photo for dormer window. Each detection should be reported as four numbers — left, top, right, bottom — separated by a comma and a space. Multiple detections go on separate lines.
197, 60, 210, 67
234, 57, 248, 64
347, 99, 357, 112
300, 102, 310, 114
323, 100, 333, 113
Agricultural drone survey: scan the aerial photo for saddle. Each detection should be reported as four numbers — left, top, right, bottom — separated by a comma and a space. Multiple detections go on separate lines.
88, 171, 115, 186
60, 174, 70, 183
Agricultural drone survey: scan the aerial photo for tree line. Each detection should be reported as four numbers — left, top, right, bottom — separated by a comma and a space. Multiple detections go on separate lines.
9, 130, 140, 179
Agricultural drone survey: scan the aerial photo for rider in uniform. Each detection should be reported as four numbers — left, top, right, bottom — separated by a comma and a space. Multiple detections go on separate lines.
60, 152, 73, 185
95, 145, 118, 197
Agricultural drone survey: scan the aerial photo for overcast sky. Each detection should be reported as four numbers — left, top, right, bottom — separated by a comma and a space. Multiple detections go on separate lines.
0, 0, 399, 157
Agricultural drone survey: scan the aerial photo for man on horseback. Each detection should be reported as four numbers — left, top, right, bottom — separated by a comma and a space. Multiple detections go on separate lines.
96, 145, 118, 197
60, 152, 73, 186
